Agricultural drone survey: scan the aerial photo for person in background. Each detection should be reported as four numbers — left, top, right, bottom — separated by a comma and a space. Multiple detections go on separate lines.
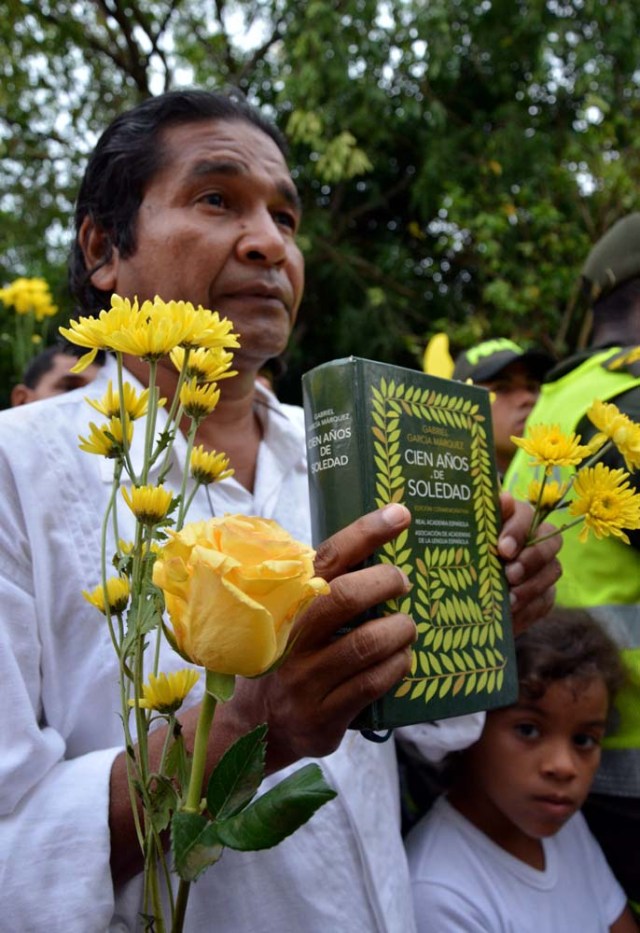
10, 341, 104, 405
406, 610, 638, 933
453, 338, 554, 475
504, 213, 640, 910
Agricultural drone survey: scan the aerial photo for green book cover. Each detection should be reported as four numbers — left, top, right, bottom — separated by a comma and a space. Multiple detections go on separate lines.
302, 356, 517, 730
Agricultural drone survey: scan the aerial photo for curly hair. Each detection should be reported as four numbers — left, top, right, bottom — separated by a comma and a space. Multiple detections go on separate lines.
516, 608, 625, 705
68, 88, 288, 315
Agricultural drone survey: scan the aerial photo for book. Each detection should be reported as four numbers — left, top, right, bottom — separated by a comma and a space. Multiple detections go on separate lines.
302, 356, 517, 730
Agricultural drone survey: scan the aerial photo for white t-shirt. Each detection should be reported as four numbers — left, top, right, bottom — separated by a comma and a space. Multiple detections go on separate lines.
406, 796, 627, 932
0, 355, 483, 933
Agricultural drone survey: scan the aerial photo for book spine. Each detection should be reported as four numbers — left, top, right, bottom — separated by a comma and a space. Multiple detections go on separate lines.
303, 359, 385, 729
303, 358, 367, 546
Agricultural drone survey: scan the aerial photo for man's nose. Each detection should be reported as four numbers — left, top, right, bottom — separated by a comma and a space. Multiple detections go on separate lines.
236, 209, 287, 266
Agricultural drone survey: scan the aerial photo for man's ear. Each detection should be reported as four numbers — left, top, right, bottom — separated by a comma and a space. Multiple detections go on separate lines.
78, 216, 120, 292
10, 384, 33, 407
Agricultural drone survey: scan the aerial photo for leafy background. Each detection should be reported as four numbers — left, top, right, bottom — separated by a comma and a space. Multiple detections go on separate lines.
2, 0, 640, 408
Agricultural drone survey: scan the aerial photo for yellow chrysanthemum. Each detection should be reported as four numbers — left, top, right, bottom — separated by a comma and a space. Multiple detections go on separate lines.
78, 416, 133, 458
586, 399, 640, 472
180, 378, 221, 420
117, 539, 162, 558
170, 346, 238, 383
526, 479, 568, 510
59, 297, 144, 371
122, 484, 174, 525
0, 277, 57, 319
83, 576, 130, 615
174, 303, 240, 351
511, 424, 593, 474
85, 380, 165, 421
104, 298, 199, 359
128, 669, 200, 713
569, 463, 640, 545
190, 444, 234, 485
61, 295, 239, 370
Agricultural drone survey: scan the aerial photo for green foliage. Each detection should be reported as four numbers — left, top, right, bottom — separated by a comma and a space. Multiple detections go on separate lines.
2, 0, 640, 407
172, 726, 336, 882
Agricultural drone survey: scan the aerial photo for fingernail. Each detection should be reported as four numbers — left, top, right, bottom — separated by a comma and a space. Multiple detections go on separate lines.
505, 562, 524, 585
397, 569, 412, 592
381, 503, 409, 527
499, 534, 517, 559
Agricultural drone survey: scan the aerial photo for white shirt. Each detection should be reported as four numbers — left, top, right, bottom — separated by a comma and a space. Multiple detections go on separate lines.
0, 356, 482, 932
406, 796, 627, 932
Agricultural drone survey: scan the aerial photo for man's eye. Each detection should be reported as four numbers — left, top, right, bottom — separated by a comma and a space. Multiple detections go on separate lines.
201, 192, 225, 207
274, 210, 297, 231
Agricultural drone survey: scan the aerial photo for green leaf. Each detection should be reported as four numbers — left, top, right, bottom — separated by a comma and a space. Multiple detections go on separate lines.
172, 811, 224, 883
206, 724, 267, 821
147, 774, 179, 834
213, 763, 336, 851
165, 731, 191, 790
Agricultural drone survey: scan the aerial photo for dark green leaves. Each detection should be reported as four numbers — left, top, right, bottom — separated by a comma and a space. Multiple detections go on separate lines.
172, 722, 336, 881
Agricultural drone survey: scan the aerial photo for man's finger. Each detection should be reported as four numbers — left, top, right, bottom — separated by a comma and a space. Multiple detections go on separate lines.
314, 503, 411, 581
292, 562, 411, 650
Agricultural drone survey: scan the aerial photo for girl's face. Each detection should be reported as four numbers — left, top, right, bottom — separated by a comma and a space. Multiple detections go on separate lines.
451, 676, 608, 865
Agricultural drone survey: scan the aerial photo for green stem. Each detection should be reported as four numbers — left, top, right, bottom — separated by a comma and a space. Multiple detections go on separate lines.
153, 349, 191, 477
101, 464, 124, 652
527, 516, 585, 546
140, 359, 159, 486
184, 690, 216, 812
180, 480, 201, 521
176, 420, 199, 530
172, 689, 217, 933
116, 354, 136, 479
172, 880, 190, 933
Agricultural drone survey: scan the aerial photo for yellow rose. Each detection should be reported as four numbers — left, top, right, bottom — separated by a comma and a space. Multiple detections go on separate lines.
152, 515, 330, 676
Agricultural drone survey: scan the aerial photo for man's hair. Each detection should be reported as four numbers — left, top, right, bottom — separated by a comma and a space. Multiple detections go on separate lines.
22, 342, 106, 388
516, 609, 625, 705
69, 89, 288, 314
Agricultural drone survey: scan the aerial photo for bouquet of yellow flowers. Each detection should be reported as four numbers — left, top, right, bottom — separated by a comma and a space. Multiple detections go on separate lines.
512, 398, 640, 544
61, 295, 333, 932
0, 276, 58, 379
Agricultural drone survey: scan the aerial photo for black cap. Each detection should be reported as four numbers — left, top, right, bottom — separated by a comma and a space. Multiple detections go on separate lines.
453, 338, 554, 384
582, 213, 640, 304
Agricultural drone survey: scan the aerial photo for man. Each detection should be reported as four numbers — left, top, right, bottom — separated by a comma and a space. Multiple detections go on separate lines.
453, 338, 554, 475
10, 342, 104, 405
505, 213, 640, 907
0, 90, 561, 931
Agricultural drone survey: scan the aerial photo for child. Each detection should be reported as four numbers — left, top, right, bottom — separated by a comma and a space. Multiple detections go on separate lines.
405, 610, 638, 932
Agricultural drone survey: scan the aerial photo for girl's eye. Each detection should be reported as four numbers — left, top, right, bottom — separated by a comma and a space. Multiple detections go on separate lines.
573, 733, 600, 750
514, 722, 539, 739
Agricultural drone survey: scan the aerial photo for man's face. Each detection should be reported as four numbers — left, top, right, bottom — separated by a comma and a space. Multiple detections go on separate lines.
11, 353, 101, 406
482, 361, 541, 473
89, 119, 305, 372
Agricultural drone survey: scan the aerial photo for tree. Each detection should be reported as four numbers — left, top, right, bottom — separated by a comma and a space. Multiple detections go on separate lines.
1, 0, 640, 408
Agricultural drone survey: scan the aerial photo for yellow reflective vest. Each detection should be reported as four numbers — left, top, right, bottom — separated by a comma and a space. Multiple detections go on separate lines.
504, 347, 640, 761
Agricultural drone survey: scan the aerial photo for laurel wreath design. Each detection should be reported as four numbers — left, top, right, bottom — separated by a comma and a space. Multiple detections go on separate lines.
369, 376, 507, 705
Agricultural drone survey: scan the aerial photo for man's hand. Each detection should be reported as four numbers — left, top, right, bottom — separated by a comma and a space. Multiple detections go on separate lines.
497, 492, 562, 634
229, 503, 416, 770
